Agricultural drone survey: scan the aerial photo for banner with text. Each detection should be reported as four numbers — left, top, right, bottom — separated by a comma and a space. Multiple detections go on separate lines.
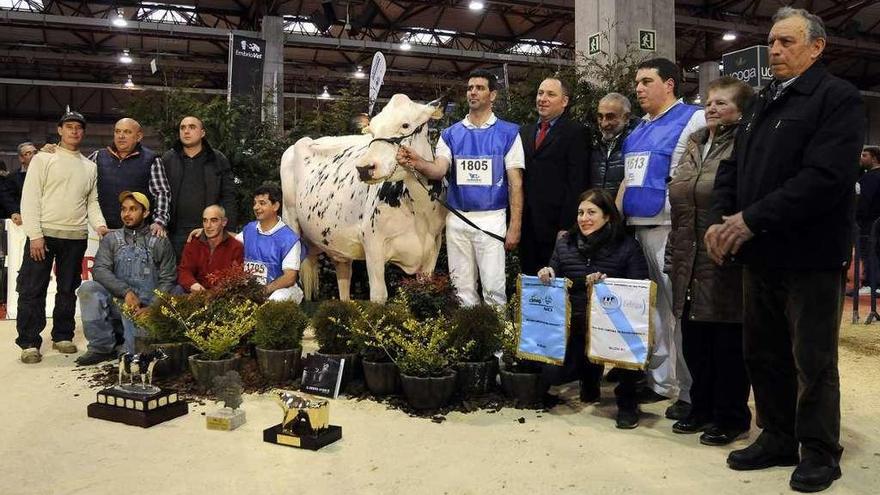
516, 274, 571, 365
228, 34, 266, 103
587, 278, 655, 370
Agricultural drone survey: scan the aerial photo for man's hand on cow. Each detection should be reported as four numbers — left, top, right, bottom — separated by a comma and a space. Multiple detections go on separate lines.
150, 223, 167, 238
187, 228, 203, 243
396, 147, 412, 168
716, 212, 754, 258
29, 237, 46, 262
504, 228, 520, 251
11, 213, 22, 226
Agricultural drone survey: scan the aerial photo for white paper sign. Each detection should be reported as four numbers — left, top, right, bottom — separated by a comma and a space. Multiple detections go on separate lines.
587, 278, 655, 369
624, 152, 651, 187
368, 52, 386, 115
455, 157, 492, 186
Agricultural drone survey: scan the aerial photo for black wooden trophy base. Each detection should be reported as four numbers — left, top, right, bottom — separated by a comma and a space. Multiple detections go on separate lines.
262, 424, 342, 450
87, 387, 188, 428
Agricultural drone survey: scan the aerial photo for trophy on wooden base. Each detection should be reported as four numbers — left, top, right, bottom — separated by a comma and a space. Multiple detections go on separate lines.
87, 349, 188, 428
263, 390, 342, 450
206, 371, 246, 431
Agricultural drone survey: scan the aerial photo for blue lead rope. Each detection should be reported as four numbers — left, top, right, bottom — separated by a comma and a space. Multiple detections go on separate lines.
592, 282, 648, 363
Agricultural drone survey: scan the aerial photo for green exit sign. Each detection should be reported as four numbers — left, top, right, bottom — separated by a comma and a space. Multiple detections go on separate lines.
639, 29, 656, 51
588, 32, 601, 55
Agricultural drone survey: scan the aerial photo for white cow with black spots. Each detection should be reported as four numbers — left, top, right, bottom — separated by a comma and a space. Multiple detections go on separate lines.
280, 94, 446, 302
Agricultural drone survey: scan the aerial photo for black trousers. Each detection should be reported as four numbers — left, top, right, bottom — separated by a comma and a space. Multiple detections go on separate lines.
743, 266, 844, 465
519, 230, 557, 277
548, 315, 641, 410
15, 237, 87, 349
680, 305, 751, 430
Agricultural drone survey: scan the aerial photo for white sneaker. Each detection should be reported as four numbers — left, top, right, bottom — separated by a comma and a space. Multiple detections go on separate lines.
21, 348, 42, 364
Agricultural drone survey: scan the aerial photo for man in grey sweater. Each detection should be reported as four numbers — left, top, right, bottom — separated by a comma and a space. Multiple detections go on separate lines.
76, 191, 176, 365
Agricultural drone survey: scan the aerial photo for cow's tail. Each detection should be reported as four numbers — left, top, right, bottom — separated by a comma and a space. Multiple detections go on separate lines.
300, 255, 319, 301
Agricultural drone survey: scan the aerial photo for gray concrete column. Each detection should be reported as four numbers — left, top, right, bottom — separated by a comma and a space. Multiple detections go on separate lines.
261, 15, 284, 130
698, 61, 720, 104
575, 0, 675, 66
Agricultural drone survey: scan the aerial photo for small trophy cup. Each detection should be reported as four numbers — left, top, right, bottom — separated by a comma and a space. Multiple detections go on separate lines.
87, 348, 188, 427
262, 390, 342, 450
206, 371, 246, 431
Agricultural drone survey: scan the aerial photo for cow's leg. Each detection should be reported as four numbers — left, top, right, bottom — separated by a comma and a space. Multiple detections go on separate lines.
335, 261, 353, 301
365, 250, 388, 303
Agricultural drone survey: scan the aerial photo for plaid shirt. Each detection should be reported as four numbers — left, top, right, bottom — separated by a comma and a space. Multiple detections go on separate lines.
87, 147, 171, 227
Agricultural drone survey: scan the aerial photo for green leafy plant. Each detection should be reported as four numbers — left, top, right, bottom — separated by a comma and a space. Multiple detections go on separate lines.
389, 317, 458, 378
311, 299, 361, 354
252, 300, 309, 350
128, 292, 204, 344
448, 304, 505, 362
394, 273, 459, 319
156, 291, 258, 360
347, 301, 412, 362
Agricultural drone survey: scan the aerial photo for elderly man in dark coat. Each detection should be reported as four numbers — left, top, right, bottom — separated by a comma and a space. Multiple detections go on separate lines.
706, 7, 865, 493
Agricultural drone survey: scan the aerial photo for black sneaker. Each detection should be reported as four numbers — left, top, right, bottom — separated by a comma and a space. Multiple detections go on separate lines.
75, 350, 116, 366
616, 408, 640, 429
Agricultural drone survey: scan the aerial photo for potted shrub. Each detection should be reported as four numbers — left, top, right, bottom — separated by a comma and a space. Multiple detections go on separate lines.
311, 299, 361, 389
384, 316, 459, 410
252, 300, 309, 383
158, 290, 258, 391
448, 304, 504, 396
395, 273, 459, 319
127, 291, 200, 377
349, 302, 411, 395
498, 297, 549, 407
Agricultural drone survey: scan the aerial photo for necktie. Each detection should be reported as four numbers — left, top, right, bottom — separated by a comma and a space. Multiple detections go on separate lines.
536, 121, 550, 149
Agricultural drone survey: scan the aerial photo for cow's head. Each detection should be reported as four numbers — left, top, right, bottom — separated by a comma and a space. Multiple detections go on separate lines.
356, 94, 443, 184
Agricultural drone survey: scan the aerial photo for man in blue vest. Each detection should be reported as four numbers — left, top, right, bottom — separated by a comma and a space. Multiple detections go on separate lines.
237, 182, 305, 302
618, 58, 706, 422
396, 69, 525, 306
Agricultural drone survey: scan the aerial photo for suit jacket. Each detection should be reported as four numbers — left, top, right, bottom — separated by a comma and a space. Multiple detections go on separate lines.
712, 63, 865, 269
520, 115, 590, 242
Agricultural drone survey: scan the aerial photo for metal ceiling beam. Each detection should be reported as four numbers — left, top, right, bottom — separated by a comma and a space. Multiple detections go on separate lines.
0, 10, 573, 66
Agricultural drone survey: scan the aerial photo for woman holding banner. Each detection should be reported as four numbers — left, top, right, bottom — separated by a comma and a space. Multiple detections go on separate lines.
665, 76, 753, 445
538, 188, 649, 429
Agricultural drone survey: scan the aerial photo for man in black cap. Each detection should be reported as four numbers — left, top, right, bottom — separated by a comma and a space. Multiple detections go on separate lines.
16, 109, 108, 364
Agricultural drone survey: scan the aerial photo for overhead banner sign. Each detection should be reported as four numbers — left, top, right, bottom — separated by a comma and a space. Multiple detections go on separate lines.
722, 45, 772, 89
227, 33, 266, 103
368, 51, 386, 115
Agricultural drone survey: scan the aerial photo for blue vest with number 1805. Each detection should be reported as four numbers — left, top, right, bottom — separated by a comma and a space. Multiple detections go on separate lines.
622, 103, 699, 218
242, 221, 302, 284
442, 118, 520, 212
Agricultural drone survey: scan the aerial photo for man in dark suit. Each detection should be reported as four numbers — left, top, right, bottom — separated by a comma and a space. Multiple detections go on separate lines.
519, 77, 590, 276
706, 7, 865, 492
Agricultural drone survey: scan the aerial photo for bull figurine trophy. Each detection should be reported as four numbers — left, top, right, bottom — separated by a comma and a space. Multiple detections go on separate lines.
88, 347, 188, 427
262, 390, 342, 450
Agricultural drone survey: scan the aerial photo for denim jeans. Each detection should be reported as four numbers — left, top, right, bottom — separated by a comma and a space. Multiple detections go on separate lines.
15, 237, 87, 349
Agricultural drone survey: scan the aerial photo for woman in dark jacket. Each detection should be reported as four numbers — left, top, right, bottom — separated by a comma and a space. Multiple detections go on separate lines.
538, 188, 649, 429
666, 76, 754, 445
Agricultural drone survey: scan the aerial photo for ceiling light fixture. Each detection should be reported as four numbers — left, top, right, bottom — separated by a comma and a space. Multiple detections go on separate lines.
354, 65, 365, 79
119, 49, 133, 64
722, 32, 737, 41
124, 74, 135, 88
112, 9, 128, 28
319, 85, 331, 99
469, 1, 485, 11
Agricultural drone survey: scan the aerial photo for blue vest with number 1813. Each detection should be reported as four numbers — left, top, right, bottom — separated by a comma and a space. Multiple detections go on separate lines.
442, 119, 520, 212
622, 103, 699, 218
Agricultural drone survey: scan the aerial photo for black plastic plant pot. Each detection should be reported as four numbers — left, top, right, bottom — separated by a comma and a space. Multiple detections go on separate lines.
187, 354, 241, 391
362, 359, 402, 396
499, 365, 549, 408
399, 370, 458, 410
454, 358, 499, 396
255, 347, 302, 383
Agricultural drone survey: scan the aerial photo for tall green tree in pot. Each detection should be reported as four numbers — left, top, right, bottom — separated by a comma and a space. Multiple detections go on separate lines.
252, 301, 309, 383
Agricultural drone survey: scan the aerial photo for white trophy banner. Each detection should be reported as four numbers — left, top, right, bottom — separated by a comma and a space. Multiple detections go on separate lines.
368, 51, 386, 115
587, 278, 655, 370
5, 219, 99, 319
